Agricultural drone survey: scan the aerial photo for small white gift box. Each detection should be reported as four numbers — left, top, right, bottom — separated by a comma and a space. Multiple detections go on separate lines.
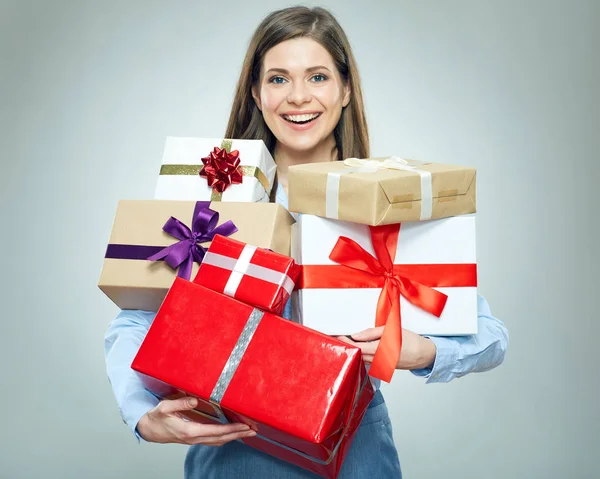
154, 137, 276, 202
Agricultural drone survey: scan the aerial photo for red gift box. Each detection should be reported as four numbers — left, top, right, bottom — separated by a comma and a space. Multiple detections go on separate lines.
132, 278, 374, 479
193, 234, 300, 315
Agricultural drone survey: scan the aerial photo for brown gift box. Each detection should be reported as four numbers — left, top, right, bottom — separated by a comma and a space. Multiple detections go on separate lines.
98, 200, 294, 311
288, 159, 476, 226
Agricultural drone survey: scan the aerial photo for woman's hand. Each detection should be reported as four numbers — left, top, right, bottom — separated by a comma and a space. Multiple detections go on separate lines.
136, 396, 256, 445
337, 327, 437, 370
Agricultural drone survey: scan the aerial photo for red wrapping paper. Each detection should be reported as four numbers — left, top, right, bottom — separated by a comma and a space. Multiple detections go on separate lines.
193, 234, 300, 315
132, 278, 374, 479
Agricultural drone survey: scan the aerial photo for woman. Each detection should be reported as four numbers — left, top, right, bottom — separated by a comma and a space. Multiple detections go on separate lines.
104, 6, 509, 478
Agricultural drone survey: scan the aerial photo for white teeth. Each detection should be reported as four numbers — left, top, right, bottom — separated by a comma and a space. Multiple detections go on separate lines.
283, 113, 320, 123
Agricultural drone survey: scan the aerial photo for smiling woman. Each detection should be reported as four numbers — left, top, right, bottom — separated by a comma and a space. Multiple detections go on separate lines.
104, 5, 508, 479
224, 7, 370, 193
252, 38, 350, 155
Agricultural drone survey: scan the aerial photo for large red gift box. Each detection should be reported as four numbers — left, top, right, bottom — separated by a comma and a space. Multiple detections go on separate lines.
193, 234, 300, 315
131, 278, 374, 479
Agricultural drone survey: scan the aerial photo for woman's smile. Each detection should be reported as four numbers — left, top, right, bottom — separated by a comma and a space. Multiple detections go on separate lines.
281, 111, 323, 130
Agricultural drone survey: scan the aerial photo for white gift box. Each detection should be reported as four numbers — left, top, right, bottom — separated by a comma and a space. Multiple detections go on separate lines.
154, 137, 277, 202
291, 214, 478, 336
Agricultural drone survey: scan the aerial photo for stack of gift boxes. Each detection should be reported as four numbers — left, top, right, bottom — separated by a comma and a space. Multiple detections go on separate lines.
98, 138, 477, 478
287, 156, 478, 383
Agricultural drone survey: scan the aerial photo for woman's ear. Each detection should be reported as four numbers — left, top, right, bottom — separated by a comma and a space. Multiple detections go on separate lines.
252, 86, 262, 111
342, 82, 351, 108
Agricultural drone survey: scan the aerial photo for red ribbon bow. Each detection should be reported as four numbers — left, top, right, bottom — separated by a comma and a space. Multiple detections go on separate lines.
199, 147, 243, 193
299, 224, 477, 382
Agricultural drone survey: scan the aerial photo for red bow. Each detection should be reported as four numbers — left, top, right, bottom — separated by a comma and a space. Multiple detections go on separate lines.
300, 224, 477, 382
199, 147, 243, 193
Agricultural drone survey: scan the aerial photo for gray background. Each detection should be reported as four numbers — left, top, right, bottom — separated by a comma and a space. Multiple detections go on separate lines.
1, 0, 598, 478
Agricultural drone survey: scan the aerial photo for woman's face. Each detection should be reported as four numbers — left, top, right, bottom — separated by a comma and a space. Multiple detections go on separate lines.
253, 37, 351, 154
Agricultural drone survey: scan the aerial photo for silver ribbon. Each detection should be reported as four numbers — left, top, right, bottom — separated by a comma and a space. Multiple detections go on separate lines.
210, 308, 264, 404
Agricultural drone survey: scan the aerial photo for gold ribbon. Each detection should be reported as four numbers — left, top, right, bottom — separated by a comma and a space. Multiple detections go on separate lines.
159, 139, 271, 202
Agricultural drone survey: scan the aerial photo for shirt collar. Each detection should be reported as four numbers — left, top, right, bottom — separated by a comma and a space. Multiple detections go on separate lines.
274, 181, 288, 210
274, 182, 300, 221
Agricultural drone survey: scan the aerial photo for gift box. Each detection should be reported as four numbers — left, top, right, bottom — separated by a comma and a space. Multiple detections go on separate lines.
155, 137, 277, 202
98, 200, 294, 311
291, 214, 478, 382
288, 157, 476, 225
132, 278, 374, 479
193, 235, 300, 315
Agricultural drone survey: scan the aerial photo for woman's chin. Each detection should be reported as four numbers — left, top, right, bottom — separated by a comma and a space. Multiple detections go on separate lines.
277, 134, 327, 154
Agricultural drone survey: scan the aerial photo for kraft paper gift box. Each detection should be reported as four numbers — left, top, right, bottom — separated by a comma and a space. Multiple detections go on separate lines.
193, 235, 300, 316
291, 214, 478, 381
98, 200, 294, 311
154, 137, 277, 202
132, 278, 374, 479
288, 157, 476, 226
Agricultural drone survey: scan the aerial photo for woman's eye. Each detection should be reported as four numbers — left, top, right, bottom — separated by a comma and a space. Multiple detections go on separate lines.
311, 74, 328, 82
269, 76, 287, 85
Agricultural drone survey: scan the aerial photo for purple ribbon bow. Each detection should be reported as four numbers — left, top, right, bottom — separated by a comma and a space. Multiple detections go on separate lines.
147, 201, 238, 280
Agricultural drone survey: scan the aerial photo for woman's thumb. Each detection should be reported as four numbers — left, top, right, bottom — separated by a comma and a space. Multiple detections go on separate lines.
160, 396, 198, 414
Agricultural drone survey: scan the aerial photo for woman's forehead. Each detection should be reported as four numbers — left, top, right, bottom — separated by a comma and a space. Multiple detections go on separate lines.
262, 38, 335, 73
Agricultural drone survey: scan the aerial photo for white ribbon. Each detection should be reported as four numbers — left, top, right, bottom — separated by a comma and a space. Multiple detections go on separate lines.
325, 156, 433, 221
202, 246, 295, 298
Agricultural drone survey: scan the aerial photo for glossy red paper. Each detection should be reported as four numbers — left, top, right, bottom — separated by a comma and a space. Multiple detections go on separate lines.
193, 234, 300, 315
132, 278, 374, 478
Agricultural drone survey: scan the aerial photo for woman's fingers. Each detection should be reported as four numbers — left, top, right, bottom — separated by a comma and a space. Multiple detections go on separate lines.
157, 396, 198, 415
349, 326, 384, 342
338, 336, 379, 355
192, 428, 257, 446
182, 421, 252, 439
336, 335, 354, 345
138, 398, 257, 445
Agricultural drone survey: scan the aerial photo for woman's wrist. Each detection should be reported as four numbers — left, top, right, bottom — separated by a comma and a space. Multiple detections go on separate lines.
415, 337, 437, 370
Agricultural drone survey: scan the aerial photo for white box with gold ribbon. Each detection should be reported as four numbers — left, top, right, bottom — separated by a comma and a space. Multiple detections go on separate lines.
154, 137, 277, 202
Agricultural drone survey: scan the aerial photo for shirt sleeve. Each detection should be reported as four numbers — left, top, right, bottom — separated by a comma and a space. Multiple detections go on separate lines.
104, 309, 160, 442
410, 294, 508, 383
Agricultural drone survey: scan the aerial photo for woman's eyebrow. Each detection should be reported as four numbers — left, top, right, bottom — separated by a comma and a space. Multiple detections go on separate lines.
306, 66, 332, 73
265, 65, 332, 75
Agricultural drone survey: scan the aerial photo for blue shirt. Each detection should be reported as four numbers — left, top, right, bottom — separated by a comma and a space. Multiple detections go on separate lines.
104, 186, 509, 441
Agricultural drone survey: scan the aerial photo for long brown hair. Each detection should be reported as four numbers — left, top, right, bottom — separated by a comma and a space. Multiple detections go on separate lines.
224, 6, 369, 161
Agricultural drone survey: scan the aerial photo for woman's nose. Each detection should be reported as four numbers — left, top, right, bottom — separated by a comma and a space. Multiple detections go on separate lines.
287, 81, 311, 106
